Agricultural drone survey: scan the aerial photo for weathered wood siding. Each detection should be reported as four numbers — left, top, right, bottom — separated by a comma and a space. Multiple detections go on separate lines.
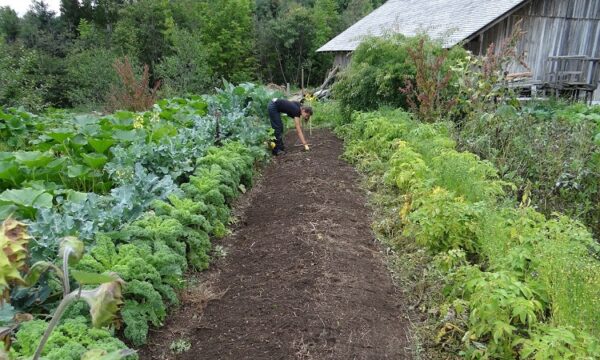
333, 52, 353, 69
467, 0, 600, 101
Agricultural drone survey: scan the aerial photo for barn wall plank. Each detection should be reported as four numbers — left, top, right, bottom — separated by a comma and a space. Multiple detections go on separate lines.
478, 0, 600, 101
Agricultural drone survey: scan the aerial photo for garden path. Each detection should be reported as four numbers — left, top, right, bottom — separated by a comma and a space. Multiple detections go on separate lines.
140, 129, 411, 359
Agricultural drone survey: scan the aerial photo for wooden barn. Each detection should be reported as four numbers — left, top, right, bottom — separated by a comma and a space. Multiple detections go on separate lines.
317, 0, 600, 102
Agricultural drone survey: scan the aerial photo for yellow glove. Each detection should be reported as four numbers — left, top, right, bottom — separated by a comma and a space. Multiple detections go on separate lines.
304, 144, 310, 151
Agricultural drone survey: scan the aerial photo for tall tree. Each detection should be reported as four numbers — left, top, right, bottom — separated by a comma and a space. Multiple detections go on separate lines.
195, 0, 256, 83
92, 0, 125, 33
112, 0, 174, 71
313, 0, 339, 47
311, 0, 338, 83
0, 6, 20, 43
60, 0, 83, 32
270, 3, 315, 84
341, 0, 372, 30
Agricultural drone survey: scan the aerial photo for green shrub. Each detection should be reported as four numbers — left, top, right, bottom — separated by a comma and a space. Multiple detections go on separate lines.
0, 42, 50, 111
309, 100, 344, 128
121, 280, 167, 346
429, 150, 506, 203
533, 216, 600, 336
404, 187, 485, 254
336, 108, 600, 359
65, 48, 121, 109
333, 35, 419, 118
458, 103, 600, 236
449, 268, 546, 359
76, 232, 182, 346
155, 27, 213, 97
520, 324, 600, 359
333, 35, 467, 121
383, 140, 430, 192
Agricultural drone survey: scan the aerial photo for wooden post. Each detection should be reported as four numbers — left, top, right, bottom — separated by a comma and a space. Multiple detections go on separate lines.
286, 83, 290, 96
301, 67, 305, 97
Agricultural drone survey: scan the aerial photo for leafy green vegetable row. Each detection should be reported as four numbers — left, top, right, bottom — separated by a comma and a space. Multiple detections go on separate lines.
1, 82, 277, 359
11, 141, 265, 358
337, 109, 600, 359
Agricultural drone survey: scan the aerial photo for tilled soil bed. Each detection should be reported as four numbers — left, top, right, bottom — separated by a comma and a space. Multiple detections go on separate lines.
140, 129, 411, 359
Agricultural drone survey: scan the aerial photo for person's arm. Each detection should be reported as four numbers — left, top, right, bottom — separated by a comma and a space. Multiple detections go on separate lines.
294, 117, 309, 150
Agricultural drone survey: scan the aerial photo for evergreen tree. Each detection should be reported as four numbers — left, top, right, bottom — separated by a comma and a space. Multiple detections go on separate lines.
0, 6, 20, 43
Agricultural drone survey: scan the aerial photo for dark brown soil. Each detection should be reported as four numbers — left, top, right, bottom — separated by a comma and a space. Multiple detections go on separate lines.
139, 129, 411, 359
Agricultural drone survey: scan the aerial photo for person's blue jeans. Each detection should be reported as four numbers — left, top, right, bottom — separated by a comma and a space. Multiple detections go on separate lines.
268, 101, 284, 153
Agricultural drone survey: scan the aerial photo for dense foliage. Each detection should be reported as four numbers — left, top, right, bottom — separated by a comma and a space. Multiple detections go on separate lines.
458, 101, 600, 237
0, 82, 278, 356
326, 29, 600, 359
335, 108, 600, 359
0, 0, 384, 111
332, 35, 468, 119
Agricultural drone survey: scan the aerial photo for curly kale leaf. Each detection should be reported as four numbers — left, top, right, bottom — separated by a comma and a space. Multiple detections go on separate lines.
183, 228, 211, 270
152, 195, 212, 233
124, 214, 187, 257
77, 234, 162, 285
132, 240, 187, 291
12, 316, 134, 360
121, 280, 166, 346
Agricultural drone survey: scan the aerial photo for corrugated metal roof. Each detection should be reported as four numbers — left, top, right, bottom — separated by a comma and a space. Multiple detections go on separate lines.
317, 0, 528, 52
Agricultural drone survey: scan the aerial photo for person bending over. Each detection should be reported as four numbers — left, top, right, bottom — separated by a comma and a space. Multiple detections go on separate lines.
267, 98, 312, 156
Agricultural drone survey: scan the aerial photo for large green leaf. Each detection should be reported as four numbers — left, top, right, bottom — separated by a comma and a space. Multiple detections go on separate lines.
82, 349, 137, 360
0, 304, 15, 325
112, 130, 139, 142
149, 124, 176, 142
0, 160, 18, 181
191, 100, 208, 113
46, 157, 67, 171
47, 128, 75, 142
114, 111, 134, 121
74, 115, 99, 128
0, 153, 14, 161
0, 188, 53, 209
0, 204, 17, 220
159, 109, 175, 121
14, 151, 54, 168
81, 153, 108, 169
22, 180, 58, 192
71, 134, 89, 148
88, 138, 116, 154
67, 164, 91, 178
110, 112, 134, 130
64, 190, 88, 204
